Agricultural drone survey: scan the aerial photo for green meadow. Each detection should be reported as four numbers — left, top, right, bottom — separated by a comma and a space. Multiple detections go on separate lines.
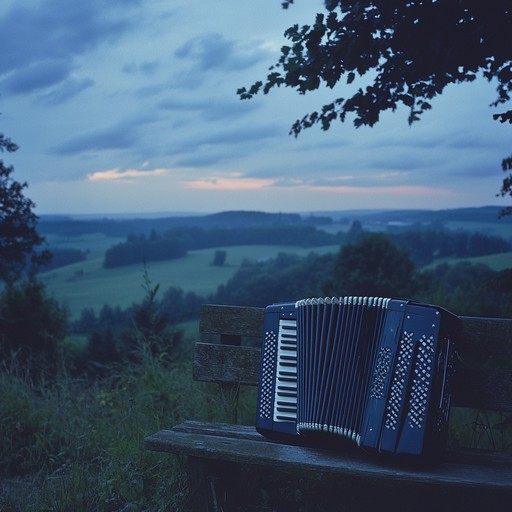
423, 251, 512, 271
40, 241, 340, 319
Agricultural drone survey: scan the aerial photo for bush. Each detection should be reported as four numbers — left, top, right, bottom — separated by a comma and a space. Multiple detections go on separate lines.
0, 278, 68, 377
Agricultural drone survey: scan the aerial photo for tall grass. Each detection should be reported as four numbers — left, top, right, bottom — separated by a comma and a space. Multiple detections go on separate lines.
0, 347, 225, 511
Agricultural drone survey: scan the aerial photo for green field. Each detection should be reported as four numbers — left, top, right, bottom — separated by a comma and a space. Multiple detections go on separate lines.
40, 242, 340, 319
423, 251, 512, 271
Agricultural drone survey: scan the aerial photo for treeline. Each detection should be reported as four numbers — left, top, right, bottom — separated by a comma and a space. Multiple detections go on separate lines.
102, 222, 510, 269
38, 210, 313, 239
72, 285, 203, 372
103, 225, 342, 268
393, 230, 510, 266
103, 235, 187, 268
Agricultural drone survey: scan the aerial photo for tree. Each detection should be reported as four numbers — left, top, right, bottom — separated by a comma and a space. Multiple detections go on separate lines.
0, 134, 50, 282
496, 112, 512, 215
0, 278, 68, 376
212, 249, 227, 267
238, 1, 512, 204
323, 233, 415, 297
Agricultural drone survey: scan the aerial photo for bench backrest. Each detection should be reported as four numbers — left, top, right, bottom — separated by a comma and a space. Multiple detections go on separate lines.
194, 304, 512, 422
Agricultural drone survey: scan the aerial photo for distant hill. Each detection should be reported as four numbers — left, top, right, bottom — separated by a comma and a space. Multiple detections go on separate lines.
319, 206, 512, 224
38, 206, 511, 239
38, 210, 322, 238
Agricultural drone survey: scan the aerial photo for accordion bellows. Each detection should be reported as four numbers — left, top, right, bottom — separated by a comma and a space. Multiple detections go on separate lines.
256, 297, 460, 457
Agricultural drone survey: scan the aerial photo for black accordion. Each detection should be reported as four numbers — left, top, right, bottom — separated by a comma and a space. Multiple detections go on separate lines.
256, 297, 460, 457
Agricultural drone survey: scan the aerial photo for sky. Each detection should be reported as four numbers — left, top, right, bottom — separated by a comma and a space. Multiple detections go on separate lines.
0, 0, 511, 216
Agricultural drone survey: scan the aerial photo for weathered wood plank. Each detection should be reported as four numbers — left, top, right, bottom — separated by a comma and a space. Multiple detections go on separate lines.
171, 420, 512, 465
193, 343, 261, 385
144, 421, 512, 491
200, 304, 264, 338
460, 316, 512, 356
192, 343, 512, 411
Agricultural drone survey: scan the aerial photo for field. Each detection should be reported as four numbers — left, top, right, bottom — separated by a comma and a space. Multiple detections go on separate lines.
40, 239, 340, 319
423, 251, 512, 271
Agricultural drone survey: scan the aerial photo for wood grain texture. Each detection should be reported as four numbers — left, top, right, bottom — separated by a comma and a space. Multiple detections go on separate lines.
200, 304, 264, 338
145, 421, 512, 491
193, 343, 261, 385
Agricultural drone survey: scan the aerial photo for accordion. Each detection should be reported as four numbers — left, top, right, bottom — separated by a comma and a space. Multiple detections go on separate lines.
256, 297, 460, 457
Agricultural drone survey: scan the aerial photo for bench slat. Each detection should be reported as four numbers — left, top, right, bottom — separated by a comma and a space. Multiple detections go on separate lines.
200, 304, 264, 338
145, 421, 512, 491
193, 343, 512, 412
200, 305, 512, 361
193, 344, 260, 385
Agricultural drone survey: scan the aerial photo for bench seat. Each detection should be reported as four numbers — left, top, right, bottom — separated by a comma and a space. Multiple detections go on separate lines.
145, 420, 512, 491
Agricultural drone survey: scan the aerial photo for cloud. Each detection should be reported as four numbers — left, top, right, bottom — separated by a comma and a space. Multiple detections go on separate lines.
53, 125, 138, 155
158, 96, 259, 121
175, 32, 270, 73
0, 0, 143, 94
37, 77, 95, 105
0, 60, 73, 95
186, 176, 275, 190
87, 167, 167, 182
122, 61, 160, 76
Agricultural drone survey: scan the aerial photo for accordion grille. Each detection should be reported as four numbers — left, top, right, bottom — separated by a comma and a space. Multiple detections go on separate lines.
259, 329, 278, 420
296, 297, 389, 443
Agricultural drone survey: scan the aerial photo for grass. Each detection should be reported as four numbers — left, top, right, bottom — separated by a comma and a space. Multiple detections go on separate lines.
40, 244, 339, 319
0, 345, 228, 512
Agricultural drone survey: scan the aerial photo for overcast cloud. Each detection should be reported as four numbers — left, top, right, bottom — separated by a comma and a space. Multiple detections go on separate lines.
0, 0, 510, 215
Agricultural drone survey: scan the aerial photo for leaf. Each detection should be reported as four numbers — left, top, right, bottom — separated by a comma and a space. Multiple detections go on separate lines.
493, 110, 512, 124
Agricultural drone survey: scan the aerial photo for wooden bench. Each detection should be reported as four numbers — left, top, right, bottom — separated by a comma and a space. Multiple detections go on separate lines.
145, 304, 512, 511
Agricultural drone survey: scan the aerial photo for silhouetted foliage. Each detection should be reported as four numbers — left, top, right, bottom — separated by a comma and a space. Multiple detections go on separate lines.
212, 249, 227, 267
239, 1, 512, 208
496, 110, 512, 215
392, 230, 510, 266
212, 252, 336, 307
0, 278, 68, 376
0, 135, 50, 282
416, 262, 512, 317
104, 237, 187, 268
324, 233, 416, 297
38, 248, 87, 272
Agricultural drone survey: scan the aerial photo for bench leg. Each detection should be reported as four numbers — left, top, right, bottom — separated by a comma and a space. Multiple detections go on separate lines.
186, 457, 240, 512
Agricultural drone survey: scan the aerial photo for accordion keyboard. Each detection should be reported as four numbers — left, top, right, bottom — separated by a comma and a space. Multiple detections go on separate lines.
273, 319, 298, 423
